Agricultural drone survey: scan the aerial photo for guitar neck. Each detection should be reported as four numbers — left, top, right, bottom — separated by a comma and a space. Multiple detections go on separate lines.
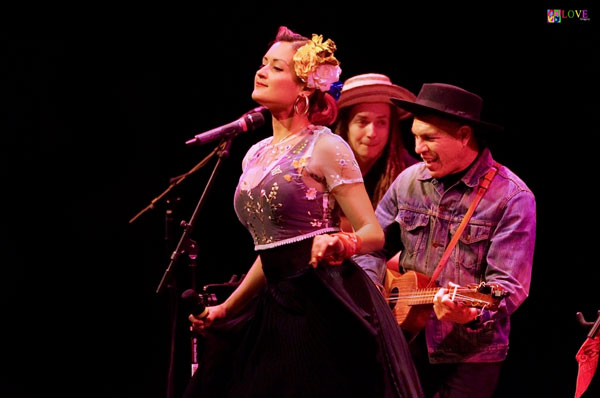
396, 288, 439, 306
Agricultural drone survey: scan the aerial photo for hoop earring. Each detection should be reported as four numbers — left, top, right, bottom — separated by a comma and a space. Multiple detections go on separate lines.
294, 95, 309, 116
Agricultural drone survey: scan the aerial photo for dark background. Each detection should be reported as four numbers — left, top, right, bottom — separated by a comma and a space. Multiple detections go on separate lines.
3, 6, 599, 398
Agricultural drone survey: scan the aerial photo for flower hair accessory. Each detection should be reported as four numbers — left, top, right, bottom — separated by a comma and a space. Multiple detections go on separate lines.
293, 34, 342, 92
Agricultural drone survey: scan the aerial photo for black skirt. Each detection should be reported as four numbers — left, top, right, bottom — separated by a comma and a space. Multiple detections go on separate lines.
183, 238, 423, 398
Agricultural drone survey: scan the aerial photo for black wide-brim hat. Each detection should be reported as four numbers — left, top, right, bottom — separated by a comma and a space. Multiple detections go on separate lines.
391, 83, 503, 132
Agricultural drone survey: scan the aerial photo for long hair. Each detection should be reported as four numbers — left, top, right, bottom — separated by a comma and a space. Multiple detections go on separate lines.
274, 26, 338, 126
334, 105, 409, 207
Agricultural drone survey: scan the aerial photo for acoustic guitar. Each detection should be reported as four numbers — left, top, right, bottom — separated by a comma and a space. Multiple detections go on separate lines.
383, 268, 507, 334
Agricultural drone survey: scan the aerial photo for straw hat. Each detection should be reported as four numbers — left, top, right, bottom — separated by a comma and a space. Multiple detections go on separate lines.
337, 73, 417, 120
391, 83, 503, 132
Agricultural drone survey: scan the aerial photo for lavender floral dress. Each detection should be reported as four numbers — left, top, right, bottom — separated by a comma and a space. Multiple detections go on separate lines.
234, 125, 362, 249
184, 126, 423, 398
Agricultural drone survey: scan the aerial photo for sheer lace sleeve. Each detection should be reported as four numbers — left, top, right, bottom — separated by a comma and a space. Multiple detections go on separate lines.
308, 128, 363, 191
242, 138, 271, 171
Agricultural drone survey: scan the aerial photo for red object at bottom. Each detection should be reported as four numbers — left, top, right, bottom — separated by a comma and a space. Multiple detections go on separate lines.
575, 335, 600, 398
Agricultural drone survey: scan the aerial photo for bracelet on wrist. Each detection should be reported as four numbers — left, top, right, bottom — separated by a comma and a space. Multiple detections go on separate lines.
329, 232, 362, 263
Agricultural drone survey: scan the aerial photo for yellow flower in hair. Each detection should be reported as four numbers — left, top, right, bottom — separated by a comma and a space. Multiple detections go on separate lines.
293, 34, 341, 92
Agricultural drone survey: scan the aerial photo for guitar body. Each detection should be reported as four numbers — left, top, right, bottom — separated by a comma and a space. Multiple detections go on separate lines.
384, 269, 433, 334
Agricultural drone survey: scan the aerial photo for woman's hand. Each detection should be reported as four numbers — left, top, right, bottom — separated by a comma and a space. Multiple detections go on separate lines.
189, 303, 227, 334
309, 234, 345, 267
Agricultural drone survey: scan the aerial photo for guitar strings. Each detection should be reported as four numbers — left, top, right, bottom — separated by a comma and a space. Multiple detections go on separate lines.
386, 293, 489, 301
386, 293, 485, 300
386, 293, 492, 305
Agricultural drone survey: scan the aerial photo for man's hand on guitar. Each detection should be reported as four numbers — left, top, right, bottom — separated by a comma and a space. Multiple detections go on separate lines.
433, 282, 480, 324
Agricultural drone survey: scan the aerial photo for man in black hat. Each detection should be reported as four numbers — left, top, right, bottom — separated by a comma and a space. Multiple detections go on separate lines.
354, 83, 536, 398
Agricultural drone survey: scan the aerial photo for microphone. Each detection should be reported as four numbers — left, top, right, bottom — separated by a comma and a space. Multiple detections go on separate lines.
181, 289, 210, 319
185, 106, 269, 146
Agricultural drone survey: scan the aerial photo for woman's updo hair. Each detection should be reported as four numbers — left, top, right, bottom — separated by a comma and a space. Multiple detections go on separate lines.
274, 26, 339, 126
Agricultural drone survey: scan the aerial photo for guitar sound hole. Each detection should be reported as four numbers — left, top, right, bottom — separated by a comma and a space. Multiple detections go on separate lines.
389, 287, 399, 310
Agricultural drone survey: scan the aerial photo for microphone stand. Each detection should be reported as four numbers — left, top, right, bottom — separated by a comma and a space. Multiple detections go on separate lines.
155, 137, 234, 398
163, 195, 180, 398
129, 145, 221, 398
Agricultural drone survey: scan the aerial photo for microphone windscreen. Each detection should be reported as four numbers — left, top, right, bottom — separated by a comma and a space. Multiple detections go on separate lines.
181, 289, 198, 301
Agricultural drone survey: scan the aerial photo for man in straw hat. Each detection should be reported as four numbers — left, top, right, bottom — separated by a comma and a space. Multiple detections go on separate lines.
333, 74, 419, 286
354, 83, 536, 397
334, 73, 418, 207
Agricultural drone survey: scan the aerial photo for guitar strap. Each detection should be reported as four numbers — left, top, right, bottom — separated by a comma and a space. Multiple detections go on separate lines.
425, 162, 499, 288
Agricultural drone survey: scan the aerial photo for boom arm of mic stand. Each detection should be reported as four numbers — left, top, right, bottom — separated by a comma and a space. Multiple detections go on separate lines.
156, 138, 233, 294
128, 142, 223, 224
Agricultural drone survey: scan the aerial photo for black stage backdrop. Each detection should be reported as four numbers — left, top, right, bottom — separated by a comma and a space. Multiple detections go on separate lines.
4, 6, 599, 398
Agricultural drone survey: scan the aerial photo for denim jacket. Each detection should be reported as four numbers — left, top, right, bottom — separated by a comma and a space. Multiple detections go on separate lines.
354, 148, 536, 363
